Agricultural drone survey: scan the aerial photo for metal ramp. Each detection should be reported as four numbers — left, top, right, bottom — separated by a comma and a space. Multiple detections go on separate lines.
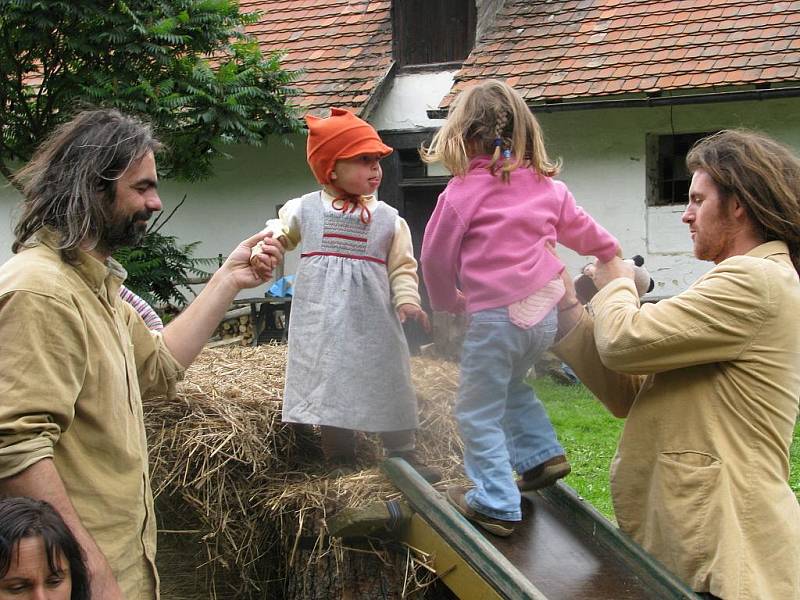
382, 458, 701, 600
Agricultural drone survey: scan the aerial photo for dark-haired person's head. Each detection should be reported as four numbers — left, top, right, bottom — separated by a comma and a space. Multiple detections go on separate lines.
11, 108, 162, 262
0, 497, 90, 600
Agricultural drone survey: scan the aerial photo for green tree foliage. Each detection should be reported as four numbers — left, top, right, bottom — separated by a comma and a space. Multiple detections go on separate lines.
1, 1, 302, 311
114, 231, 212, 311
0, 0, 302, 185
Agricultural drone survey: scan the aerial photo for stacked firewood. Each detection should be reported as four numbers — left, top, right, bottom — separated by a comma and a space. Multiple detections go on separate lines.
213, 309, 254, 346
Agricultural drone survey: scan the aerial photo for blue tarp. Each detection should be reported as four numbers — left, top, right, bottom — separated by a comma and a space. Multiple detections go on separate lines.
268, 275, 294, 298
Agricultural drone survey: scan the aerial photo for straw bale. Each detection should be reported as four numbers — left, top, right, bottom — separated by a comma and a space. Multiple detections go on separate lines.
144, 344, 467, 599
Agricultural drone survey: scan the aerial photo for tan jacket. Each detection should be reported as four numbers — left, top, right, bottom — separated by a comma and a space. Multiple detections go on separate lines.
0, 233, 183, 599
553, 241, 800, 600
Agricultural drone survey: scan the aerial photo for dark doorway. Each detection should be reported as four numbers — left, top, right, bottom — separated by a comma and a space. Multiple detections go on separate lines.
392, 0, 476, 68
399, 181, 448, 354
401, 183, 443, 313
378, 129, 449, 353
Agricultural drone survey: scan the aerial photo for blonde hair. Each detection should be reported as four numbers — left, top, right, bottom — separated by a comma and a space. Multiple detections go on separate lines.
421, 79, 560, 180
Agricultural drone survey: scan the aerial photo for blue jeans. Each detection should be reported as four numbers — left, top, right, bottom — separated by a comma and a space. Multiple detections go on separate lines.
457, 307, 563, 521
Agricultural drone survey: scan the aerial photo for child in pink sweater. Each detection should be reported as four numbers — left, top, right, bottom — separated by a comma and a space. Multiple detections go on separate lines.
421, 80, 620, 536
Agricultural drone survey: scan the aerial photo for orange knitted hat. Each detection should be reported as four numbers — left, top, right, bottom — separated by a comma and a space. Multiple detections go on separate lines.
305, 108, 393, 184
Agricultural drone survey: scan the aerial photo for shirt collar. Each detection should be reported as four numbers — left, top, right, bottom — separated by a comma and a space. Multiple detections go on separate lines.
746, 240, 791, 261
36, 228, 127, 299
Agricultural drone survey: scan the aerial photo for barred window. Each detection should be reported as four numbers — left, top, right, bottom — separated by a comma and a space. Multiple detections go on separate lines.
647, 131, 716, 206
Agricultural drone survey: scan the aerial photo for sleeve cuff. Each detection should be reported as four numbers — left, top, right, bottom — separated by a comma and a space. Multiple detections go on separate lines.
590, 277, 639, 309
393, 295, 421, 309
145, 331, 185, 400
0, 437, 56, 480
264, 219, 287, 239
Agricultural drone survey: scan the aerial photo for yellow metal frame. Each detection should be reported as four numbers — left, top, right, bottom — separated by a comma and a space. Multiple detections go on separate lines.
399, 513, 502, 600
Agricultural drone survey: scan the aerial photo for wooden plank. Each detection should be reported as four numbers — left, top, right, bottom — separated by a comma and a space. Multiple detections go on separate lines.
488, 490, 698, 599
205, 335, 243, 348
535, 483, 699, 599
328, 501, 412, 538
383, 458, 700, 600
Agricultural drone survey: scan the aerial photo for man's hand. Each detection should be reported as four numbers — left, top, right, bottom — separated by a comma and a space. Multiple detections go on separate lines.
591, 256, 635, 291
86, 557, 125, 600
163, 230, 284, 368
222, 230, 284, 290
397, 303, 431, 333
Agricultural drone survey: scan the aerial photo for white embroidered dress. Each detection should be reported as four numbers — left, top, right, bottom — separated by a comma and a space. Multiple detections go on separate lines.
268, 191, 419, 431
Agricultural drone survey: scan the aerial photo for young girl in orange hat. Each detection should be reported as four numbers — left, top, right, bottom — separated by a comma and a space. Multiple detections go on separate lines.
258, 108, 438, 481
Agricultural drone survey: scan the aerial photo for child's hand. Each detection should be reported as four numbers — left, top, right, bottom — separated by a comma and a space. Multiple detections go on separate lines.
545, 243, 584, 339
219, 230, 283, 289
545, 243, 580, 309
591, 256, 634, 290
455, 290, 466, 313
397, 303, 431, 333
250, 233, 284, 271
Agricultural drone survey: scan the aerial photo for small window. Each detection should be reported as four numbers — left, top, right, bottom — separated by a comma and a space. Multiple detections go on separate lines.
647, 132, 716, 206
392, 0, 476, 67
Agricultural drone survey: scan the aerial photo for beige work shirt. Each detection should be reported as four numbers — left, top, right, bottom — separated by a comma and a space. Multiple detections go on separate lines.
0, 232, 183, 599
554, 241, 800, 600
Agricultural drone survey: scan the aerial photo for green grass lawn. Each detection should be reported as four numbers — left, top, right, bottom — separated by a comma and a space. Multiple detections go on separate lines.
533, 377, 800, 522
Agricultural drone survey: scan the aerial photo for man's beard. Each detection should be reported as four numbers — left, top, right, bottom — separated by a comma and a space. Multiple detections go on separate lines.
100, 210, 152, 253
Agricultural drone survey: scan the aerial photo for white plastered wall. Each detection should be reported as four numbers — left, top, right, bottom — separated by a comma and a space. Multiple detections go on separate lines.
1, 98, 798, 298
370, 70, 455, 130
536, 96, 800, 296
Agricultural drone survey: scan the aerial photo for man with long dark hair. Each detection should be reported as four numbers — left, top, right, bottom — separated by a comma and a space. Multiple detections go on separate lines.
553, 129, 800, 599
0, 109, 282, 599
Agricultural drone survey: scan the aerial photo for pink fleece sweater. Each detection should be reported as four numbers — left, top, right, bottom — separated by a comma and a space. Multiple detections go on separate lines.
421, 156, 619, 314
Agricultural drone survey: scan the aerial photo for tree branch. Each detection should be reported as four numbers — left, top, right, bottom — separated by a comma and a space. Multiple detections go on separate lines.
0, 158, 22, 192
149, 193, 187, 234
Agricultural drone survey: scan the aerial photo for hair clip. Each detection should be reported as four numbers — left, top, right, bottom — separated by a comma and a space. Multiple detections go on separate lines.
493, 138, 503, 147
502, 148, 512, 159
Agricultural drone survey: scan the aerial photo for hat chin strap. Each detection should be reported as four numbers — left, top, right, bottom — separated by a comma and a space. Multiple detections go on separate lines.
328, 182, 372, 224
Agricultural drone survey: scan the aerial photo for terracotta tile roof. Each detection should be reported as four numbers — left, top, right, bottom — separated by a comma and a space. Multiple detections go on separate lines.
442, 0, 800, 108
241, 0, 393, 116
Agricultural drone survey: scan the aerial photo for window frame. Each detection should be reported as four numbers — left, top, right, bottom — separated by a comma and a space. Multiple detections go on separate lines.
646, 131, 717, 207
392, 0, 476, 68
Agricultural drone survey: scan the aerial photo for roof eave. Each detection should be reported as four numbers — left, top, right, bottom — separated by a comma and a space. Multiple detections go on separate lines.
427, 83, 800, 118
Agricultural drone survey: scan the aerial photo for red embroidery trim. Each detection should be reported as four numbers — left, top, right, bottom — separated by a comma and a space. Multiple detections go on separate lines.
323, 233, 368, 242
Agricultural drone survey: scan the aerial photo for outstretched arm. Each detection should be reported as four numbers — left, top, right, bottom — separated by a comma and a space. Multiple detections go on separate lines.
589, 259, 768, 374
548, 244, 644, 417
555, 185, 620, 261
163, 230, 283, 367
